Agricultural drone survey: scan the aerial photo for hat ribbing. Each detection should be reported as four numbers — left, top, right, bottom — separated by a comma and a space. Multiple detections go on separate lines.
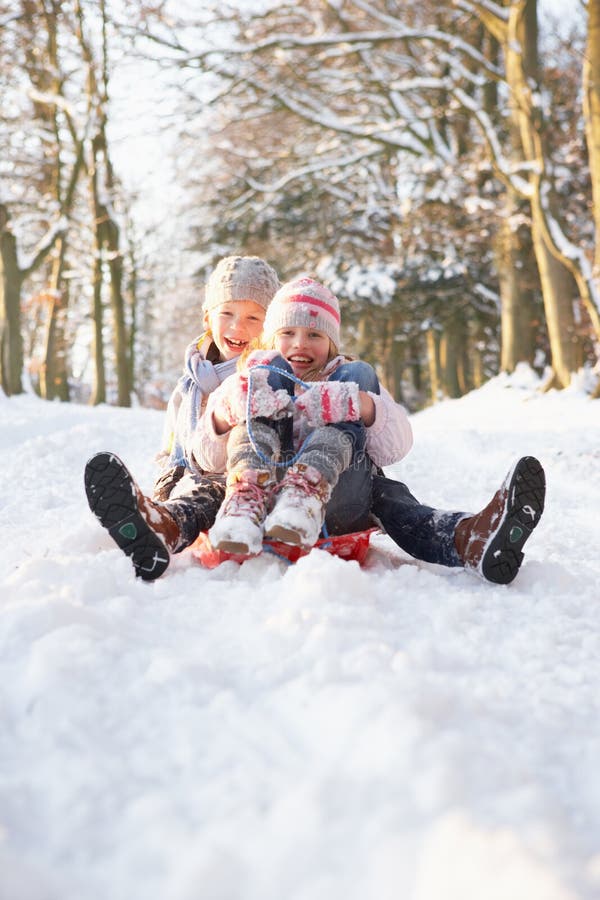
262, 276, 341, 349
203, 256, 280, 312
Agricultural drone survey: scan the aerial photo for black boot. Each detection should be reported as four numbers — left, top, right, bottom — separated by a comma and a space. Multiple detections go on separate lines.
85, 452, 180, 581
454, 456, 546, 584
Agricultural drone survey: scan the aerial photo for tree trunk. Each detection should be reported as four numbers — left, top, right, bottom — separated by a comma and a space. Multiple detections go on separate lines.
497, 194, 537, 371
505, 0, 582, 386
584, 0, 600, 272
90, 248, 106, 406
0, 220, 24, 396
440, 315, 462, 399
40, 237, 71, 401
105, 217, 130, 406
532, 226, 580, 385
127, 236, 138, 399
426, 326, 442, 404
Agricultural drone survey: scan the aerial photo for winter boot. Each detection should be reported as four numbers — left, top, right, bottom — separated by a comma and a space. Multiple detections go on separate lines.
264, 463, 333, 548
208, 468, 274, 555
454, 456, 546, 584
85, 452, 180, 581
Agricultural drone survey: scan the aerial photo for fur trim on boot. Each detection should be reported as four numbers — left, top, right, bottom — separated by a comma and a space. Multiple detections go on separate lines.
454, 456, 546, 584
85, 452, 180, 581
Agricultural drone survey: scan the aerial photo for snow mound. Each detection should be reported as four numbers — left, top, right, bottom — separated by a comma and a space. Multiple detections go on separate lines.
1, 380, 599, 900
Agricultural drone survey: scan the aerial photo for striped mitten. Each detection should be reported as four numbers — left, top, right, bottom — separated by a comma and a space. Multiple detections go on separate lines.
295, 380, 361, 426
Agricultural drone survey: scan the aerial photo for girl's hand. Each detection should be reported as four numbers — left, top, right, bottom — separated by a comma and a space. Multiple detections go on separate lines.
294, 380, 361, 427
358, 391, 376, 427
212, 370, 293, 433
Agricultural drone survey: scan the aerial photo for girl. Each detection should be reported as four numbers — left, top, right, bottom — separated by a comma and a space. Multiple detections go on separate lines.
205, 276, 546, 585
84, 255, 282, 580
205, 275, 412, 554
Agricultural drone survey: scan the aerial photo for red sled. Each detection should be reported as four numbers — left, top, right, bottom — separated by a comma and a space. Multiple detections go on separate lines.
190, 528, 378, 569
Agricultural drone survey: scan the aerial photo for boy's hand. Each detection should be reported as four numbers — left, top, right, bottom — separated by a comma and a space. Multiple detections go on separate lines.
295, 380, 361, 427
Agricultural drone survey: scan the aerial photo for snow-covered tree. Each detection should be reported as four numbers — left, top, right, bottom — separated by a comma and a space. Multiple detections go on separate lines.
151, 0, 597, 395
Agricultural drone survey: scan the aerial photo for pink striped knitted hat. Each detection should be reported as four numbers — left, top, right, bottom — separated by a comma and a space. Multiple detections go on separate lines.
263, 276, 341, 349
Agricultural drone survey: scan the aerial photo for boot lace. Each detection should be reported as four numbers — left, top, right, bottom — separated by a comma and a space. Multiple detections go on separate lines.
275, 466, 330, 503
222, 480, 270, 525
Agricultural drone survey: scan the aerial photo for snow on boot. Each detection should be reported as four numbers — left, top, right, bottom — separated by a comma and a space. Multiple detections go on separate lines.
208, 469, 273, 556
454, 456, 546, 585
85, 452, 180, 581
264, 463, 332, 549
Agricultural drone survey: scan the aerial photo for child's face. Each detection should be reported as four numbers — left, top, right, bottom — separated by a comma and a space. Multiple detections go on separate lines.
275, 326, 331, 377
204, 300, 266, 361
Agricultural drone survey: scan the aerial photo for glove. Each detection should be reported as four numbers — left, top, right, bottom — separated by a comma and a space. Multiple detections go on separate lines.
295, 380, 361, 427
213, 369, 293, 428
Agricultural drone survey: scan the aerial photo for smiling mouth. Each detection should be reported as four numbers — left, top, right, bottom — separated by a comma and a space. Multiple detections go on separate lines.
288, 355, 312, 366
224, 337, 248, 350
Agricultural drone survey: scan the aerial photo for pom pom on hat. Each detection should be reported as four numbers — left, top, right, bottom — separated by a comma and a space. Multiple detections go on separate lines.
203, 256, 280, 312
263, 276, 341, 350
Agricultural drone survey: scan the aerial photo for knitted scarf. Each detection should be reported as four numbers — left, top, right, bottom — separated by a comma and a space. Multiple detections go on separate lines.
168, 335, 238, 467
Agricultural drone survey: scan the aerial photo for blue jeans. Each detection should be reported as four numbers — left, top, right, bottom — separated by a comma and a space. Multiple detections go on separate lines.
325, 361, 379, 534
371, 476, 465, 567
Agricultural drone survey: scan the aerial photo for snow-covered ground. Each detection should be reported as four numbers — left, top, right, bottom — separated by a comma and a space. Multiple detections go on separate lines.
1, 367, 599, 900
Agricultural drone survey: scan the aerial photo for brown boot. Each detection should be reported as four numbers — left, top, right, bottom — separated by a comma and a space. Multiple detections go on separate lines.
85, 452, 181, 580
454, 456, 545, 584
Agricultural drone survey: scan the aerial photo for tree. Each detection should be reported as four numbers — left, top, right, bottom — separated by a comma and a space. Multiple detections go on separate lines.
155, 0, 599, 393
0, 203, 66, 395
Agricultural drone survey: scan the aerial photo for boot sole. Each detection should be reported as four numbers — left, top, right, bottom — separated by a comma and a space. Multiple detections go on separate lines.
84, 452, 170, 581
264, 524, 304, 547
211, 539, 256, 555
479, 456, 546, 584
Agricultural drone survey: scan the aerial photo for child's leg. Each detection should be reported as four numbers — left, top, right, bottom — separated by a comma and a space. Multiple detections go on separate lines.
208, 357, 295, 555
371, 474, 466, 567
454, 456, 545, 584
325, 451, 375, 535
265, 361, 380, 544
321, 361, 379, 534
264, 426, 354, 547
208, 421, 281, 555
327, 359, 380, 393
373, 456, 546, 584
85, 452, 184, 581
164, 471, 226, 546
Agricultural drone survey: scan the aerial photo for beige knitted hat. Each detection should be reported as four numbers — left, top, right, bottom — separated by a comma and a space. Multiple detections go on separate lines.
203, 256, 280, 312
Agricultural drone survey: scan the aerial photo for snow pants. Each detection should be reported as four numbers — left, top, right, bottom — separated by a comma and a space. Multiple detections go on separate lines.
153, 467, 226, 551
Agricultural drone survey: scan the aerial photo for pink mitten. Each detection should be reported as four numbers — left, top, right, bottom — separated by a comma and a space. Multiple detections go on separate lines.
295, 380, 361, 426
213, 370, 292, 427
246, 367, 293, 419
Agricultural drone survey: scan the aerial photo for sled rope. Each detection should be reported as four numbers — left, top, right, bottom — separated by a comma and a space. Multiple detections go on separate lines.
246, 364, 317, 468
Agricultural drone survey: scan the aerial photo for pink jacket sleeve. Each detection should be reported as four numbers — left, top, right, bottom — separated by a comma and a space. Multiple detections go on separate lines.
190, 386, 231, 473
364, 386, 413, 467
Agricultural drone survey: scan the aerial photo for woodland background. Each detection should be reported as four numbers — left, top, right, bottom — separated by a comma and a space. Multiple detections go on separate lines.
1, 0, 598, 413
